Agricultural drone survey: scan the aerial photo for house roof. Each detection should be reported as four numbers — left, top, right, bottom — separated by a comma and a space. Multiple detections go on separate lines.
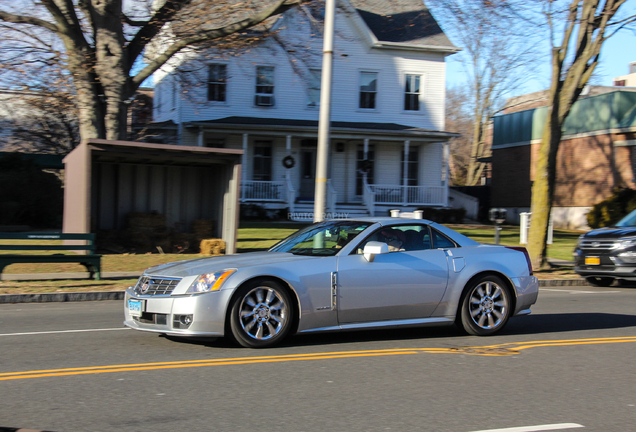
349, 0, 457, 50
492, 90, 636, 148
184, 116, 458, 140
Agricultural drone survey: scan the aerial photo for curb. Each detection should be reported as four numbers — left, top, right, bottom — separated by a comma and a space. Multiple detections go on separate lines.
0, 279, 588, 304
0, 291, 125, 304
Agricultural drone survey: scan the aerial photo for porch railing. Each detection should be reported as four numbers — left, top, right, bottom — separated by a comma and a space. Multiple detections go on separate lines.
362, 175, 375, 216
370, 185, 446, 206
242, 180, 285, 201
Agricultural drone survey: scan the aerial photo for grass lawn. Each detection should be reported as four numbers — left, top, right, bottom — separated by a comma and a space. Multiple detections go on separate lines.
0, 222, 584, 294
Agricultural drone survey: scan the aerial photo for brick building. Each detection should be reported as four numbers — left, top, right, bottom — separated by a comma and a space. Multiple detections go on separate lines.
491, 88, 636, 229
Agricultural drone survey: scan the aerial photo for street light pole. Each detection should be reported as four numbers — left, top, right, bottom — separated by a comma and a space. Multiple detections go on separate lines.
313, 0, 335, 223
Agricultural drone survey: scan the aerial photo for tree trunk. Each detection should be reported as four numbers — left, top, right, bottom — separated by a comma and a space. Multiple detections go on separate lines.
528, 99, 562, 270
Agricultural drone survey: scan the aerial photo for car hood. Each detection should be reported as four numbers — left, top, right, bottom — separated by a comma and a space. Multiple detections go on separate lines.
143, 251, 318, 277
584, 226, 636, 239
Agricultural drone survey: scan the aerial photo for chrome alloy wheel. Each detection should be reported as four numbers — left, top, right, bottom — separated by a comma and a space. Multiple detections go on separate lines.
238, 286, 288, 341
467, 280, 508, 330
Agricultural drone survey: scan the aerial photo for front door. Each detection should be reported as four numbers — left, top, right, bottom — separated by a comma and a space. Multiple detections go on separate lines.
299, 145, 317, 200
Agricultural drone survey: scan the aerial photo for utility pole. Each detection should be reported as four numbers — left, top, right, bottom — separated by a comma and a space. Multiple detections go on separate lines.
313, 0, 335, 223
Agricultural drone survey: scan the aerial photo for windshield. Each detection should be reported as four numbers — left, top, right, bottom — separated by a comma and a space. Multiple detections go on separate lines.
269, 220, 372, 256
616, 209, 636, 227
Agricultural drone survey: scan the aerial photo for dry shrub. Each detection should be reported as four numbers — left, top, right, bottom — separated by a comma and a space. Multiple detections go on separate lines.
200, 239, 226, 255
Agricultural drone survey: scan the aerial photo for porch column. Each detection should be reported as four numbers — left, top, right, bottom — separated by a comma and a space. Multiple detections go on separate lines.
285, 135, 295, 213
442, 142, 450, 206
363, 138, 369, 159
197, 127, 204, 147
403, 140, 410, 206
241, 133, 248, 201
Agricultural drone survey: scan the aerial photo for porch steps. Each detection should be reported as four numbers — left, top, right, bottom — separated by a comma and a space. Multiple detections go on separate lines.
289, 202, 370, 222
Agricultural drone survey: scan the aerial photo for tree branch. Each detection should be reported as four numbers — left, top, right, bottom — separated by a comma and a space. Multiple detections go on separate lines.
122, 13, 148, 27
125, 0, 195, 74
131, 0, 303, 89
0, 9, 60, 33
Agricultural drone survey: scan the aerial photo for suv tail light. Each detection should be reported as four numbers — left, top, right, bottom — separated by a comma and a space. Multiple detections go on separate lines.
505, 246, 533, 275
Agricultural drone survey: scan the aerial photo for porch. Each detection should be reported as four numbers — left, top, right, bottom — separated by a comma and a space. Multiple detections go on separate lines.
241, 178, 447, 219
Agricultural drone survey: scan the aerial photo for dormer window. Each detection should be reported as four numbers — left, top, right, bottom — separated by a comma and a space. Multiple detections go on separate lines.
255, 66, 275, 107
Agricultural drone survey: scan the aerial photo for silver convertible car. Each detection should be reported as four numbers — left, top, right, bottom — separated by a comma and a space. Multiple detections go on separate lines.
124, 218, 538, 348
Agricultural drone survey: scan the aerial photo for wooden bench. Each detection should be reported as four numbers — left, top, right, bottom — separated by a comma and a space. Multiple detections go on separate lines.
0, 233, 102, 280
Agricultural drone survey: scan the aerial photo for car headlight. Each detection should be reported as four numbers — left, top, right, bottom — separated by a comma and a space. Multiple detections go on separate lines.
187, 269, 236, 294
616, 237, 636, 249
618, 251, 636, 263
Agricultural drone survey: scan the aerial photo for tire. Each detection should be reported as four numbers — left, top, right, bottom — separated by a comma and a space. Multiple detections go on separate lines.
458, 275, 512, 336
585, 277, 614, 287
229, 280, 293, 348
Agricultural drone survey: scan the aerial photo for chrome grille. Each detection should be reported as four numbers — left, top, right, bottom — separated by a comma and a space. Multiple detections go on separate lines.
579, 239, 619, 253
134, 276, 181, 296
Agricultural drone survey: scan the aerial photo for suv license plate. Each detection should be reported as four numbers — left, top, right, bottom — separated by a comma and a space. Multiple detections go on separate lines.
128, 299, 144, 317
585, 256, 600, 265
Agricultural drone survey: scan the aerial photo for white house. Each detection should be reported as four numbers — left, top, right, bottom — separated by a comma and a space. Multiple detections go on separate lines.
151, 0, 460, 219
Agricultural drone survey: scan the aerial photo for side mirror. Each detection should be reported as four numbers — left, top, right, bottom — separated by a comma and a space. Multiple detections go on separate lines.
363, 241, 389, 262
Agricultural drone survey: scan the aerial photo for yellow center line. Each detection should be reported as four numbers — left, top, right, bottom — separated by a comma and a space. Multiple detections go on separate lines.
3, 336, 636, 381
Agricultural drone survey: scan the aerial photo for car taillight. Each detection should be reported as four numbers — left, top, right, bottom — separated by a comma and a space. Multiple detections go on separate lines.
505, 246, 533, 275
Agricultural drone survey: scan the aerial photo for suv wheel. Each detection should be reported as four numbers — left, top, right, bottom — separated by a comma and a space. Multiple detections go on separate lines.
585, 277, 614, 287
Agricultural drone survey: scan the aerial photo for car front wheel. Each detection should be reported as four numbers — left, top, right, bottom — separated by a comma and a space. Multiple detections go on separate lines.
585, 277, 614, 287
458, 275, 512, 336
229, 280, 293, 348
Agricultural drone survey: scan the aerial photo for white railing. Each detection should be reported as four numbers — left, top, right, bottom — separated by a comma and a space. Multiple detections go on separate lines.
242, 181, 285, 201
362, 175, 375, 216
327, 180, 338, 215
285, 175, 296, 213
370, 185, 446, 206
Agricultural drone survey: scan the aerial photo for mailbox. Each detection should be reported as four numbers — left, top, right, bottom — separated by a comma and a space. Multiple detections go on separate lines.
489, 208, 507, 224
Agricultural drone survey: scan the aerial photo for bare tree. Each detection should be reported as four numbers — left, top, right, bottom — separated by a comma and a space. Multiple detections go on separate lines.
429, 0, 538, 186
0, 65, 80, 154
445, 86, 474, 185
527, 0, 636, 269
0, 0, 307, 142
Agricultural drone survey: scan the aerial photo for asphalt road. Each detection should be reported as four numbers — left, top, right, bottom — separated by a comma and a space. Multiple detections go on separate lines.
1, 285, 635, 432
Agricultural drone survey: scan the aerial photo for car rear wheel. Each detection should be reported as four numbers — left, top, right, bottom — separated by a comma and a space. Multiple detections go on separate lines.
585, 277, 614, 287
229, 280, 293, 348
458, 275, 511, 336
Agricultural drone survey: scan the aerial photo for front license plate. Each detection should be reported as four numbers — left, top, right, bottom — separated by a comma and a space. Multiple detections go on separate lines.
585, 256, 600, 265
128, 299, 143, 317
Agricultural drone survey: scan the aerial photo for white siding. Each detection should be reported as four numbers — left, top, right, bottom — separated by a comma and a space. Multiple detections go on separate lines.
420, 142, 444, 186
154, 7, 447, 132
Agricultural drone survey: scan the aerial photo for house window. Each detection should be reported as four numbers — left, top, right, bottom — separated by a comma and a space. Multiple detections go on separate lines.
356, 145, 375, 196
359, 72, 377, 109
307, 69, 321, 107
155, 83, 162, 113
171, 78, 177, 110
208, 64, 227, 102
255, 66, 275, 106
253, 141, 272, 181
404, 74, 420, 111
401, 146, 419, 186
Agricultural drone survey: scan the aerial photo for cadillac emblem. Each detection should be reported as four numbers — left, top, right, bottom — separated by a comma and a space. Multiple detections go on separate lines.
139, 278, 152, 294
